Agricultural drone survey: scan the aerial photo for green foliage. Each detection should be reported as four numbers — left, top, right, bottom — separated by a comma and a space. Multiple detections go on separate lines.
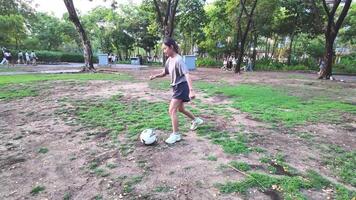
35, 51, 90, 63
0, 14, 27, 48
334, 53, 356, 74
196, 57, 223, 68
29, 13, 78, 51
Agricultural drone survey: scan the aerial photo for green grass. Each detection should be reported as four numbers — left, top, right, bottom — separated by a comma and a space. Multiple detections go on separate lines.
324, 149, 356, 187
148, 79, 171, 91
63, 192, 72, 200
229, 161, 251, 172
106, 163, 118, 169
195, 82, 356, 126
30, 186, 45, 195
207, 155, 218, 161
93, 168, 110, 177
0, 73, 132, 85
73, 95, 190, 141
123, 175, 144, 193
154, 185, 171, 193
38, 147, 49, 154
0, 87, 37, 100
196, 124, 250, 155
217, 167, 355, 200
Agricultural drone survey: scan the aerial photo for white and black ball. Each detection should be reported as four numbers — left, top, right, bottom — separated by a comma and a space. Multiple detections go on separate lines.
140, 129, 157, 145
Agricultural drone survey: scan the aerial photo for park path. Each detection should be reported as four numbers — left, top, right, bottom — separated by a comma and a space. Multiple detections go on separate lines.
0, 63, 148, 76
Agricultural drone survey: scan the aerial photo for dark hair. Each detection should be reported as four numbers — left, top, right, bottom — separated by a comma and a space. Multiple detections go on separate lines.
163, 37, 179, 53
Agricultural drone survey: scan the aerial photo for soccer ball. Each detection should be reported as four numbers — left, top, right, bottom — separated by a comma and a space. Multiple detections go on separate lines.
140, 129, 157, 145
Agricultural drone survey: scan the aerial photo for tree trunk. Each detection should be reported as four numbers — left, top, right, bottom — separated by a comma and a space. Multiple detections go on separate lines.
252, 32, 258, 67
235, 0, 258, 73
287, 31, 295, 65
63, 0, 94, 71
264, 37, 268, 58
319, 0, 352, 79
153, 0, 179, 66
271, 35, 278, 60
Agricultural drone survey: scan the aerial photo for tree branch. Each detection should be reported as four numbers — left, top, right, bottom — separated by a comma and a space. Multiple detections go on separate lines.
153, 0, 163, 27
330, 0, 342, 16
335, 0, 352, 31
169, 0, 179, 38
164, 0, 172, 26
321, 0, 331, 17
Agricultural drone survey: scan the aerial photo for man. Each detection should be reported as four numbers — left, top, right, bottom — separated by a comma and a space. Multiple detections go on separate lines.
0, 47, 7, 65
18, 51, 24, 64
30, 51, 37, 65
25, 51, 30, 65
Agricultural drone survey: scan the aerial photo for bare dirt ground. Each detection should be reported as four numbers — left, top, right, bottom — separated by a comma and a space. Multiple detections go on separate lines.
0, 67, 355, 200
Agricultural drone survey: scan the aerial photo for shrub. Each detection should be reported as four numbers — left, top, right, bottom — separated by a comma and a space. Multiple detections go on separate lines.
196, 57, 223, 68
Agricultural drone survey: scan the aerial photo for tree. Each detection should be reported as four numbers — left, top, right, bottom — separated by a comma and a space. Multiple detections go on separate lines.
339, 3, 356, 46
318, 0, 352, 79
177, 0, 207, 54
0, 0, 34, 18
199, 1, 232, 58
63, 0, 94, 71
234, 0, 258, 73
0, 14, 27, 49
152, 0, 179, 38
121, 3, 160, 56
30, 13, 66, 50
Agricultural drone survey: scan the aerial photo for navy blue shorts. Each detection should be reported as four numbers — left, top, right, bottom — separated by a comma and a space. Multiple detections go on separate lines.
172, 81, 190, 102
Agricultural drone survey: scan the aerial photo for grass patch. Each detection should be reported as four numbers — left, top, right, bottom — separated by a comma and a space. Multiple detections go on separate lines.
218, 140, 250, 155
38, 147, 49, 154
0, 73, 132, 85
148, 79, 171, 91
30, 186, 45, 195
72, 95, 190, 141
229, 161, 251, 172
154, 185, 171, 193
63, 192, 72, 200
106, 163, 118, 169
123, 175, 144, 193
196, 124, 250, 155
93, 168, 110, 177
207, 155, 218, 161
217, 166, 355, 200
195, 82, 356, 126
324, 149, 356, 187
217, 172, 328, 199
0, 85, 37, 100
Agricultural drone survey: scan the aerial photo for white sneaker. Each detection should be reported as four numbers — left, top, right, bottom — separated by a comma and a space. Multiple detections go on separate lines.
165, 133, 182, 144
190, 117, 204, 130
